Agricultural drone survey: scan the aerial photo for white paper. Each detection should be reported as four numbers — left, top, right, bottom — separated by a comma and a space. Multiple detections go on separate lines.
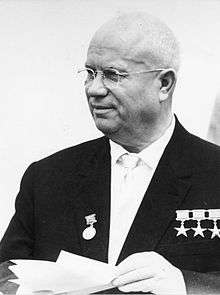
57, 250, 117, 285
9, 251, 117, 294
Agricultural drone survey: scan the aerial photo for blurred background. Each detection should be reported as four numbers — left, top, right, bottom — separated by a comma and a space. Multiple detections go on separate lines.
1, 0, 220, 239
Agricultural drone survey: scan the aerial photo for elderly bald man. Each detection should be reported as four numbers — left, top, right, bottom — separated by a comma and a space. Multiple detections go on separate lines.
1, 12, 220, 295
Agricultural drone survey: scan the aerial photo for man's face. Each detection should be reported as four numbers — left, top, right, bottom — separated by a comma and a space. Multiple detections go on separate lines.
85, 37, 161, 141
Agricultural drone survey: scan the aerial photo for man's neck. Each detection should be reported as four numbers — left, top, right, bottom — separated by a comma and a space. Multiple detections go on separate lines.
108, 116, 174, 153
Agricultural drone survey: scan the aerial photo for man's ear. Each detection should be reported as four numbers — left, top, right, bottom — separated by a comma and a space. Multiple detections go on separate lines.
158, 69, 177, 102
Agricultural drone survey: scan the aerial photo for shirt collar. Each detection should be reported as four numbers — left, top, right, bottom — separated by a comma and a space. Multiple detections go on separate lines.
110, 116, 176, 170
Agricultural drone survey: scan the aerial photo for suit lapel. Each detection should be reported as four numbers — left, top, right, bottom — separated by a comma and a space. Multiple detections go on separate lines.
117, 120, 193, 264
73, 137, 111, 263
70, 120, 194, 265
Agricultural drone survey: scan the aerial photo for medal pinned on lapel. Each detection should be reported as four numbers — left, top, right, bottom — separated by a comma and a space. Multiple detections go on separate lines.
82, 214, 97, 240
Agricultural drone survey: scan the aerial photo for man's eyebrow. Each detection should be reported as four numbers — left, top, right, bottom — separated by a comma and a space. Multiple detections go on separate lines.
104, 63, 128, 70
84, 64, 128, 73
106, 66, 126, 72
84, 64, 95, 69
85, 62, 127, 72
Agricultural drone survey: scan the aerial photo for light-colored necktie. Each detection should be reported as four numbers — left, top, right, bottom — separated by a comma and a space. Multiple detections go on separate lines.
108, 153, 142, 265
117, 153, 140, 181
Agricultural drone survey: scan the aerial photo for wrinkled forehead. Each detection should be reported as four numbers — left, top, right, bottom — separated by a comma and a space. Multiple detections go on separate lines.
86, 46, 129, 70
86, 27, 149, 69
86, 13, 180, 71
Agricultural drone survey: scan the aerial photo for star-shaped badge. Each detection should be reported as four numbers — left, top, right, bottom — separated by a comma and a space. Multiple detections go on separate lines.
175, 223, 190, 237
210, 224, 220, 239
191, 225, 206, 237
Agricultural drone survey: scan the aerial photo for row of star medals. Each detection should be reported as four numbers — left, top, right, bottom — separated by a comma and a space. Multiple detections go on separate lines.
175, 220, 220, 238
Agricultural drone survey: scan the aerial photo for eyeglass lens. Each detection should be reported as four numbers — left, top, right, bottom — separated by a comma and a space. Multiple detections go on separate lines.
78, 68, 120, 87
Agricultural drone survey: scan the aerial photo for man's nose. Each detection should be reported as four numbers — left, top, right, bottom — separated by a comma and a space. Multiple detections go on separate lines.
86, 75, 108, 97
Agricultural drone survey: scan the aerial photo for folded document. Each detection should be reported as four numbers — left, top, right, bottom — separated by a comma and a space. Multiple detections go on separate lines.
9, 251, 118, 294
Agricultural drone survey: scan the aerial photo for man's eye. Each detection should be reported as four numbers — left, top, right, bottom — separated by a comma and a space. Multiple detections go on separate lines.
103, 70, 119, 82
86, 69, 95, 81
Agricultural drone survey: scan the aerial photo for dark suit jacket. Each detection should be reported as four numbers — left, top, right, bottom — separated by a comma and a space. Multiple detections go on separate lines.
1, 119, 220, 294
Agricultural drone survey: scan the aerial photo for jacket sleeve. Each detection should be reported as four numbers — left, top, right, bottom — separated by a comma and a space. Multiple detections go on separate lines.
182, 269, 220, 295
0, 163, 36, 263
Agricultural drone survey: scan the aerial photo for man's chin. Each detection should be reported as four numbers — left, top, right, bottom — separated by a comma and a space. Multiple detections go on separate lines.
94, 121, 119, 136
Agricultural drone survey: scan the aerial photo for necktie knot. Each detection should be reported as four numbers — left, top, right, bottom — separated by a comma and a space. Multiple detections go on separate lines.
117, 153, 140, 170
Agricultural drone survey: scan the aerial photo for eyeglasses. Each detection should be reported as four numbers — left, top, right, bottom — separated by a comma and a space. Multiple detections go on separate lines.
77, 67, 166, 89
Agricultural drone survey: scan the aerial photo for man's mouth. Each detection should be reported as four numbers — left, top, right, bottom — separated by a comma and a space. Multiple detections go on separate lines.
92, 104, 114, 109
91, 104, 115, 115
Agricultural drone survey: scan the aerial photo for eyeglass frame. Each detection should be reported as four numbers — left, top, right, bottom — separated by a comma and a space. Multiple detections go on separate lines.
77, 67, 168, 89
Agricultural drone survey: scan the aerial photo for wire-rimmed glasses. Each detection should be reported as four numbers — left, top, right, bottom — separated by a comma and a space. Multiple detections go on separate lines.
77, 67, 166, 89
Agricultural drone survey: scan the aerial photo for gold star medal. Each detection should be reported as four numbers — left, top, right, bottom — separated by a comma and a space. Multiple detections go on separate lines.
175, 210, 190, 237
82, 213, 97, 240
191, 209, 206, 237
208, 209, 220, 239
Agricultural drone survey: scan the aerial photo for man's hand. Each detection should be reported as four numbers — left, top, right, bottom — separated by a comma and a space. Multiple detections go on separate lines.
112, 252, 186, 294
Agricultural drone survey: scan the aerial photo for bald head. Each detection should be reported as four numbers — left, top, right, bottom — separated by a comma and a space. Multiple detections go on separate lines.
89, 12, 180, 72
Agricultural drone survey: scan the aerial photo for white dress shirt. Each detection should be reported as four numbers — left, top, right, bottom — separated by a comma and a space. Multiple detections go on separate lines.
108, 117, 176, 265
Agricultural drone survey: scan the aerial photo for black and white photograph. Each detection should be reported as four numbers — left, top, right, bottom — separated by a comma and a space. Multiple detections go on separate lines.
1, 0, 220, 294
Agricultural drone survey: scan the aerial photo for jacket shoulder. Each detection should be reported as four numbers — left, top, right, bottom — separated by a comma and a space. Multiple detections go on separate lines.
179, 130, 220, 172
167, 120, 220, 174
187, 132, 220, 161
31, 136, 108, 171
